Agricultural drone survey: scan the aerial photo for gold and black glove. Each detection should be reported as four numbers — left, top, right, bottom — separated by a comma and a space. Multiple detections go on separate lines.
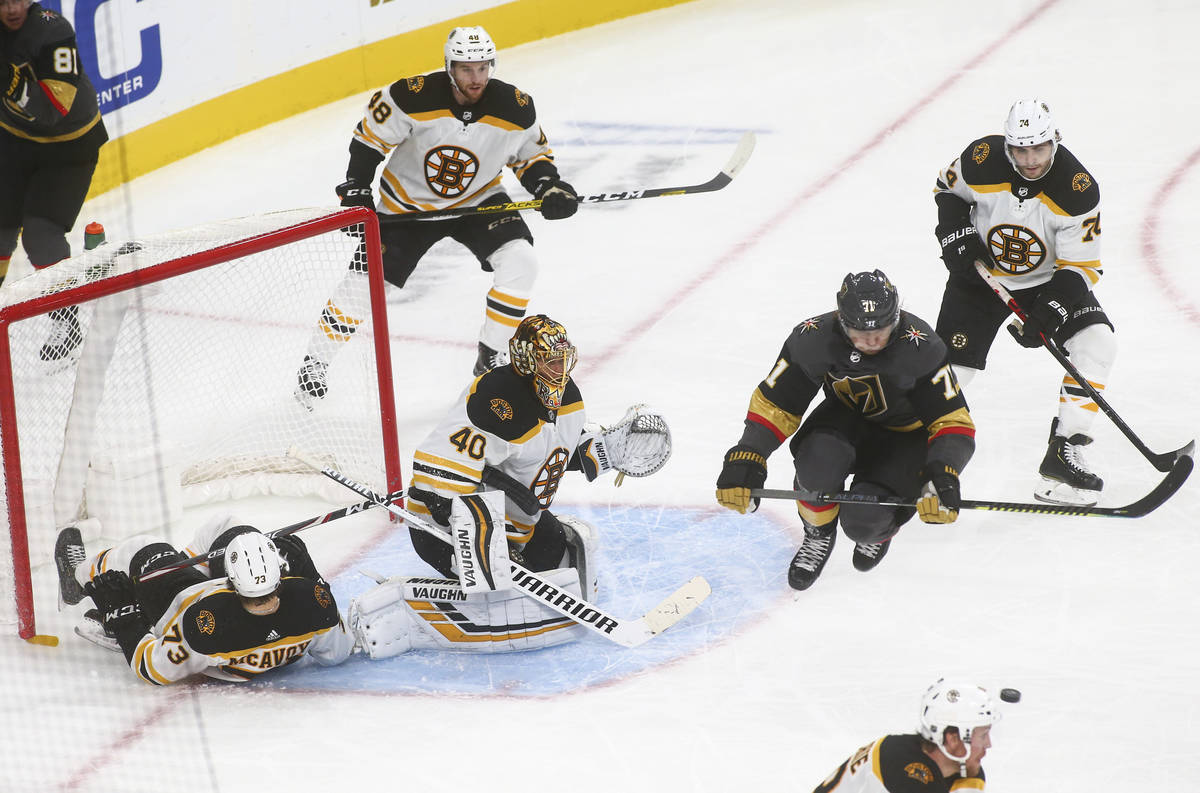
716, 445, 767, 514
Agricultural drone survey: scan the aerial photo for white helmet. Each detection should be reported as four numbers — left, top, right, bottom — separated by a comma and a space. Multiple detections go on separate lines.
1003, 98, 1060, 173
225, 532, 282, 598
444, 26, 496, 89
918, 679, 999, 763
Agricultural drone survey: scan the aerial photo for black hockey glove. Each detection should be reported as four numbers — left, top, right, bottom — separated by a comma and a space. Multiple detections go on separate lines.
272, 533, 320, 580
937, 223, 989, 275
917, 464, 961, 524
335, 178, 375, 209
408, 486, 453, 527
533, 178, 579, 220
88, 570, 150, 660
1014, 271, 1088, 348
716, 445, 768, 515
4, 63, 24, 100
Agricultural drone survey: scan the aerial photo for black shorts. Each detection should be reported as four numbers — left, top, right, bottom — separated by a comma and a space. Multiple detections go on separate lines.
934, 270, 1114, 370
0, 132, 102, 231
377, 191, 534, 288
128, 543, 207, 624
789, 399, 928, 499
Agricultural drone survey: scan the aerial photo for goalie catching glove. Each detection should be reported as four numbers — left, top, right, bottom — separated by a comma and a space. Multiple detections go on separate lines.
715, 445, 768, 514
575, 404, 672, 481
917, 464, 961, 524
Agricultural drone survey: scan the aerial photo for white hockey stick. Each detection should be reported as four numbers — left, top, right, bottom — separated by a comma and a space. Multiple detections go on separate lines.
287, 447, 710, 648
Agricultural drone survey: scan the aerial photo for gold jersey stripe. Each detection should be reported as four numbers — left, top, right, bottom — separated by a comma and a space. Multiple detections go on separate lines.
748, 389, 802, 439
413, 450, 482, 479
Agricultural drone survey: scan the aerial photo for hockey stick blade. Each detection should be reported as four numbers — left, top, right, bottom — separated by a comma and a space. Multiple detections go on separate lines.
380, 131, 756, 223
750, 452, 1192, 519
287, 446, 710, 647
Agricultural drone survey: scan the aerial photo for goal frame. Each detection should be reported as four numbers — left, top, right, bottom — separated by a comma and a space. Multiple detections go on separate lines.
0, 207, 401, 639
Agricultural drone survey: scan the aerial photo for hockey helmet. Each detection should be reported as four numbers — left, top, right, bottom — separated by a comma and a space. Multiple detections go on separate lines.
224, 531, 283, 598
444, 26, 496, 89
836, 270, 900, 332
918, 678, 999, 763
1003, 98, 1060, 176
509, 314, 577, 410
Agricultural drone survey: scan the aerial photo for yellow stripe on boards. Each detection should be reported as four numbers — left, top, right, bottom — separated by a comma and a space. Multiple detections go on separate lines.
88, 0, 696, 199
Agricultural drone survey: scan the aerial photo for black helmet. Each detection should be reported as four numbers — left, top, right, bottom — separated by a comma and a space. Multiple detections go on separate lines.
836, 270, 900, 331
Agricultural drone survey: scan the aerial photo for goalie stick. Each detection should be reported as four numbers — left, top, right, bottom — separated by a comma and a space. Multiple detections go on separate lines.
135, 490, 405, 583
750, 450, 1193, 518
379, 131, 757, 223
973, 260, 1195, 472
288, 447, 710, 647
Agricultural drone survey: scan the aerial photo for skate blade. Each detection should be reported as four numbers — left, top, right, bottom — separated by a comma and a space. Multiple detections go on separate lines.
1034, 479, 1100, 507
74, 622, 121, 653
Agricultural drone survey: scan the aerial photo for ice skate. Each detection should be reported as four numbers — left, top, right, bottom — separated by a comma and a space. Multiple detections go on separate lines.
852, 538, 891, 572
53, 526, 87, 608
39, 305, 81, 366
294, 355, 329, 409
787, 522, 836, 591
74, 608, 121, 652
473, 342, 509, 376
1036, 429, 1103, 507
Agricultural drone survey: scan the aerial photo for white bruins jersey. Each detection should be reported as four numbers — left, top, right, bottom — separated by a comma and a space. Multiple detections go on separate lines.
935, 135, 1101, 292
813, 735, 984, 793
127, 577, 353, 685
410, 365, 592, 545
353, 70, 554, 215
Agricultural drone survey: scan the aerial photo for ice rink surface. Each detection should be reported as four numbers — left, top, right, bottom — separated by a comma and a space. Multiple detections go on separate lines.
4, 0, 1200, 789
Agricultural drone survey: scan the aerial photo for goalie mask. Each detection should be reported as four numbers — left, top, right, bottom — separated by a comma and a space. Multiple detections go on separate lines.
224, 532, 283, 598
509, 314, 577, 410
444, 26, 496, 92
918, 679, 999, 764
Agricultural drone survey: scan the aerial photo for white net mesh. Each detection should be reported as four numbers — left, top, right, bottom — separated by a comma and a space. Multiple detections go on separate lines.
0, 207, 398, 635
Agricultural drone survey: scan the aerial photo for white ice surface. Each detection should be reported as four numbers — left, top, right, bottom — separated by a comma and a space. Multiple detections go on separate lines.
4, 0, 1200, 790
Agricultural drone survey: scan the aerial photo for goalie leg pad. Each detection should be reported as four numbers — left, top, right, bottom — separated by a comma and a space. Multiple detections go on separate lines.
450, 490, 513, 593
350, 569, 585, 658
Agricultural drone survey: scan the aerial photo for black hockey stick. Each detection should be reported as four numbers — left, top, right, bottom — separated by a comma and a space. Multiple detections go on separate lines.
378, 131, 756, 223
288, 446, 710, 647
973, 260, 1194, 472
134, 490, 405, 583
751, 451, 1192, 518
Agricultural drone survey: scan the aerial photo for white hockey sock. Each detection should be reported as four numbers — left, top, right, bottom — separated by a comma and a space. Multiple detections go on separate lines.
1056, 324, 1116, 437
480, 240, 536, 350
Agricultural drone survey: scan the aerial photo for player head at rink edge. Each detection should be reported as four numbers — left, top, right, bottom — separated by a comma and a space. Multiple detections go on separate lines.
836, 269, 901, 355
918, 678, 999, 778
444, 25, 496, 104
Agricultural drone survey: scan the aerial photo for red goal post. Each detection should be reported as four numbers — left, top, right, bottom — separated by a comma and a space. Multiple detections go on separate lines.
0, 207, 402, 639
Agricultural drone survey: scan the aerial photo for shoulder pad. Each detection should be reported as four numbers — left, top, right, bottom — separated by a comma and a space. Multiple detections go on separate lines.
476, 78, 538, 129
957, 135, 1012, 188
387, 70, 452, 114
1039, 145, 1100, 215
466, 367, 545, 440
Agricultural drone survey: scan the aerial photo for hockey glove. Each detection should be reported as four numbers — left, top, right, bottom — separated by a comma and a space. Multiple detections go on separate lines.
937, 222, 989, 275
335, 178, 375, 209
533, 178, 579, 220
4, 63, 23, 99
272, 533, 320, 581
716, 445, 768, 514
87, 569, 150, 660
1014, 270, 1088, 348
917, 464, 961, 524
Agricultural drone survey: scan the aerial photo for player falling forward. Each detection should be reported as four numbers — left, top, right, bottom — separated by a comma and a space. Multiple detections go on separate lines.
53, 516, 352, 684
294, 24, 579, 405
812, 678, 998, 793
933, 98, 1113, 506
716, 271, 976, 591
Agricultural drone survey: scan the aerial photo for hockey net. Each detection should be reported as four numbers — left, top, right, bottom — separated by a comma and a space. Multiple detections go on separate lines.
0, 207, 401, 639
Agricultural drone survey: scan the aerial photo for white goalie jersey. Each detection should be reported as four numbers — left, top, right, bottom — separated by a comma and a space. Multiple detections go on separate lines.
935, 135, 1102, 292
352, 70, 555, 215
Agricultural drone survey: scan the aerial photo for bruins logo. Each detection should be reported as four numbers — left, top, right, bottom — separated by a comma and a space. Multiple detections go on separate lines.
1072, 172, 1093, 192
490, 398, 514, 420
196, 610, 216, 635
406, 75, 425, 92
904, 762, 933, 784
950, 331, 969, 350
987, 223, 1046, 274
424, 145, 479, 198
972, 142, 990, 164
515, 88, 530, 107
314, 584, 331, 609
531, 448, 570, 507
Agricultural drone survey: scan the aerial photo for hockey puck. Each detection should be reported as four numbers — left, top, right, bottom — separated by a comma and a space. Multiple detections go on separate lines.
999, 687, 1021, 703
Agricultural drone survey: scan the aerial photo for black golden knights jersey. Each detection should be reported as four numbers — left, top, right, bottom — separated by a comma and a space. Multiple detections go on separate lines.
126, 576, 352, 685
0, 2, 106, 146
739, 311, 975, 472
409, 365, 597, 549
935, 135, 1101, 292
350, 70, 556, 215
813, 734, 985, 793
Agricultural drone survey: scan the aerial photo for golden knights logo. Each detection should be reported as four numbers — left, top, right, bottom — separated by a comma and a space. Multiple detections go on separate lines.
827, 373, 888, 417
798, 317, 821, 333
425, 145, 479, 198
196, 610, 216, 635
987, 223, 1045, 274
532, 448, 570, 507
490, 398, 514, 420
900, 325, 927, 345
972, 142, 990, 164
